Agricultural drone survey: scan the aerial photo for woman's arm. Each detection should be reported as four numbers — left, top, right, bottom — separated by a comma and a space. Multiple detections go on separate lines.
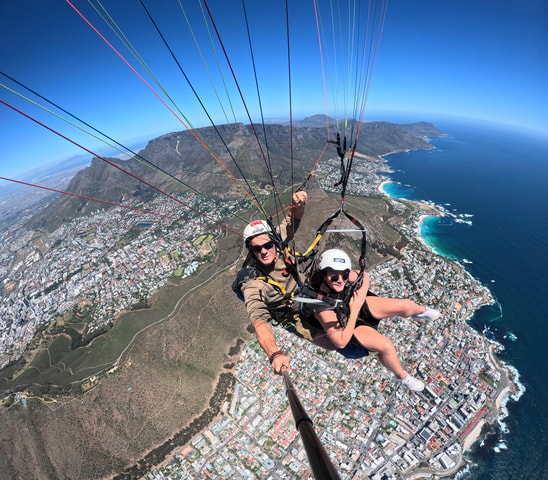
315, 307, 358, 348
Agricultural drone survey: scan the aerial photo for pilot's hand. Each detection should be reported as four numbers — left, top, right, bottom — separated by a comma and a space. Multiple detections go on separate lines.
292, 191, 307, 206
271, 353, 291, 375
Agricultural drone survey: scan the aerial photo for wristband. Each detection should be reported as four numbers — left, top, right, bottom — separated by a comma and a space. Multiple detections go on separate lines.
269, 350, 284, 364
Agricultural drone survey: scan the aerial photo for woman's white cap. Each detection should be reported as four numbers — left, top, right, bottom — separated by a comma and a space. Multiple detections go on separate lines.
318, 249, 351, 271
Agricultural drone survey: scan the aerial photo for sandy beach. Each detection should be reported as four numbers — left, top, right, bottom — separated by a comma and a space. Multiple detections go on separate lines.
461, 383, 511, 452
377, 179, 392, 195
378, 178, 444, 246
415, 214, 431, 247
462, 418, 486, 451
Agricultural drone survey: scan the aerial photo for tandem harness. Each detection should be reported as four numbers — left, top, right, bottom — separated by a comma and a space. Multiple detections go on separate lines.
232, 266, 370, 357
293, 285, 371, 359
292, 285, 350, 326
231, 266, 295, 304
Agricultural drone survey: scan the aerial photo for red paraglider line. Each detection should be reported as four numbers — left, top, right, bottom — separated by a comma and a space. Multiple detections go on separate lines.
64, 0, 263, 211
0, 176, 240, 235
0, 98, 239, 235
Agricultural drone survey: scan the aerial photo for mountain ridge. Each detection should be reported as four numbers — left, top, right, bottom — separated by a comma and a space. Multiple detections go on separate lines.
27, 117, 443, 232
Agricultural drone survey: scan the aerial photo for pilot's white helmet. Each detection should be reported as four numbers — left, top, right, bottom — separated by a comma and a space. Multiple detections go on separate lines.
243, 220, 272, 243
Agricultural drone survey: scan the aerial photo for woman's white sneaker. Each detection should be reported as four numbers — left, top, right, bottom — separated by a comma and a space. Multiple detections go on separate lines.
401, 375, 425, 392
413, 307, 441, 321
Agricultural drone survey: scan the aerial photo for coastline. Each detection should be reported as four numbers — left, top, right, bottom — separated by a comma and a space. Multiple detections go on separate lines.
377, 179, 391, 195
379, 175, 519, 468
146, 121, 545, 480
461, 343, 512, 452
379, 179, 444, 253
150, 169, 518, 480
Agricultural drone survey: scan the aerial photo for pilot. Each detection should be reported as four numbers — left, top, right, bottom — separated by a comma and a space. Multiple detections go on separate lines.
233, 191, 308, 375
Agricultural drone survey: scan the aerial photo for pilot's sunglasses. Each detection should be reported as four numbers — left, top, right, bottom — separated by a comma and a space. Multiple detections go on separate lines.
329, 272, 349, 282
250, 241, 275, 253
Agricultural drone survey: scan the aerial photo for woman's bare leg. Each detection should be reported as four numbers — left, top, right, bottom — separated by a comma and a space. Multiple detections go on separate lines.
366, 297, 426, 320
353, 325, 407, 379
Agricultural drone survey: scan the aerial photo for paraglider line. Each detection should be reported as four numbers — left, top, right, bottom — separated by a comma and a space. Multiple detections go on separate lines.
0, 72, 243, 222
0, 176, 239, 235
64, 0, 263, 212
202, 0, 282, 216
0, 98, 235, 233
138, 0, 265, 216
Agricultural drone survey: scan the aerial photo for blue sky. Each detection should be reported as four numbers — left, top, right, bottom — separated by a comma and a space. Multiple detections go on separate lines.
1, 0, 547, 179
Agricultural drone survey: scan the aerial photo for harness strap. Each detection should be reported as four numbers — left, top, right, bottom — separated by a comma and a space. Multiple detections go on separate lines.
294, 285, 343, 308
256, 275, 289, 297
339, 209, 367, 306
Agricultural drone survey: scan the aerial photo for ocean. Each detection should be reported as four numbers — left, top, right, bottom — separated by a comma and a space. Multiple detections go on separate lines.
381, 117, 548, 479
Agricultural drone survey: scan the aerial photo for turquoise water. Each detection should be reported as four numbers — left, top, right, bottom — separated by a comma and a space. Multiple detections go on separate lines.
382, 118, 548, 479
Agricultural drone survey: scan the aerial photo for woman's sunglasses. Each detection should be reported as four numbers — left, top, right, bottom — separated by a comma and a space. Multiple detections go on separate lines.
249, 240, 276, 253
327, 272, 349, 282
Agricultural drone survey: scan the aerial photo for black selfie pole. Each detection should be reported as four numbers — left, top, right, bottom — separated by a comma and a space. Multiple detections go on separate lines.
282, 370, 342, 480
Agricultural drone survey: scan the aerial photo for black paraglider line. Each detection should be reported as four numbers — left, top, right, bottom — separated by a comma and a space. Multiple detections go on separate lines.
64, 0, 265, 214
0, 71, 251, 225
0, 98, 236, 234
2, 0, 388, 238
0, 175, 236, 234
139, 0, 269, 217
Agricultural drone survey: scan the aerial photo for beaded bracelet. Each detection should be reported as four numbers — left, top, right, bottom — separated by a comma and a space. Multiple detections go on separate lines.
269, 350, 284, 364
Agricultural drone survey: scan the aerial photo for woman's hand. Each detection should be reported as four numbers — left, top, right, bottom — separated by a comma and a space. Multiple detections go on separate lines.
349, 286, 367, 313
348, 270, 370, 314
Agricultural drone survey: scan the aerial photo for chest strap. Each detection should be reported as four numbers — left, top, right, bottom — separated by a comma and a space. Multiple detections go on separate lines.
232, 266, 295, 304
